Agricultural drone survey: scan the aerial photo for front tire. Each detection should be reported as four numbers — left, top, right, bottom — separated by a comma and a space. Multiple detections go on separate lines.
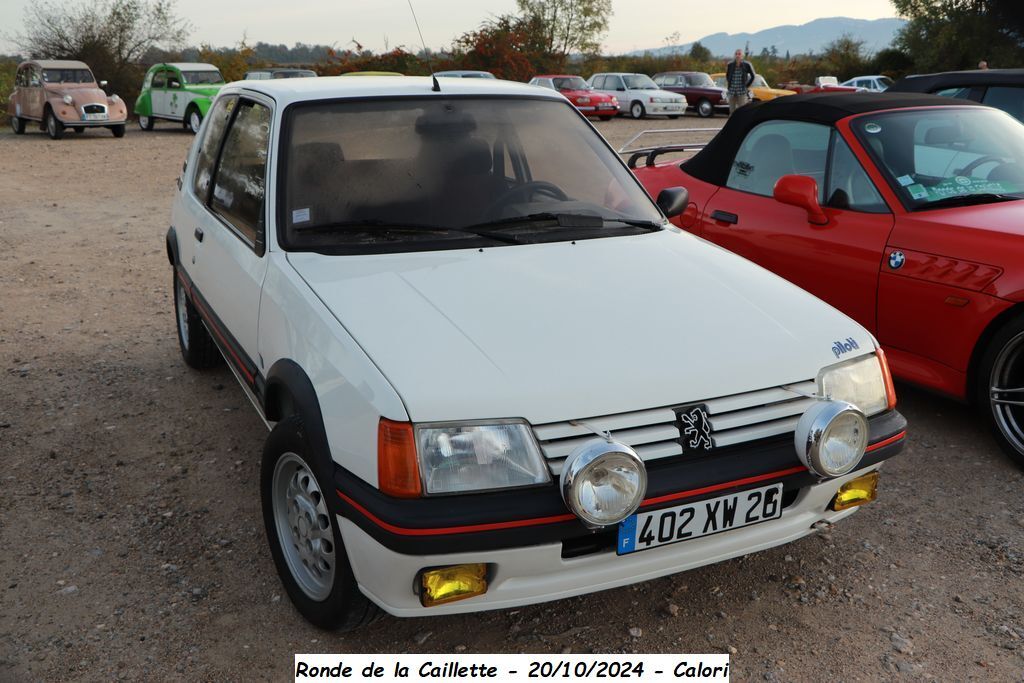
138, 115, 154, 131
629, 101, 646, 119
261, 416, 381, 630
187, 107, 203, 134
697, 99, 714, 117
111, 124, 125, 138
599, 115, 615, 121
173, 272, 221, 369
977, 314, 1024, 468
45, 109, 64, 140
10, 116, 26, 134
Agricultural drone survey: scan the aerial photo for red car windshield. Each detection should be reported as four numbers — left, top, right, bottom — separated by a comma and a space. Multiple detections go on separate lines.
553, 77, 590, 91
852, 107, 1024, 209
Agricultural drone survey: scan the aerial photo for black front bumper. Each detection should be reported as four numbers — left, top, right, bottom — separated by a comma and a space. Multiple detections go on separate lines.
333, 410, 907, 555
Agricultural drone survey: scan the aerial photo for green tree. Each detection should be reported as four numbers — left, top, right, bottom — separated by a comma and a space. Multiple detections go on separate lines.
515, 0, 613, 64
820, 34, 869, 80
688, 41, 712, 61
891, 0, 1024, 71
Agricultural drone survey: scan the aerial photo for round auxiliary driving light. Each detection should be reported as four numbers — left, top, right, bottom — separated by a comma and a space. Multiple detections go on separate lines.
794, 400, 868, 478
560, 439, 647, 529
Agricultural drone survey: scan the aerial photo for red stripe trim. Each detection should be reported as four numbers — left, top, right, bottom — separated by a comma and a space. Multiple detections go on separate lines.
335, 489, 576, 536
337, 464, 810, 537
866, 430, 906, 452
638, 465, 808, 508
177, 270, 255, 384
339, 433, 906, 538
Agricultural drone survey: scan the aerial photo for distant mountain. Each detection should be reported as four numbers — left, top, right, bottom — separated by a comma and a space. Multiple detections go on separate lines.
631, 17, 906, 58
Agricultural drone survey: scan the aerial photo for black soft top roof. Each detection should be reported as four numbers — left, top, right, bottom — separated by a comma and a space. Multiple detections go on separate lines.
683, 92, 981, 186
888, 68, 1024, 94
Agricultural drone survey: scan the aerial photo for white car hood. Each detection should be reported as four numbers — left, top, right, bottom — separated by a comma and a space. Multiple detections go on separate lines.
286, 230, 872, 424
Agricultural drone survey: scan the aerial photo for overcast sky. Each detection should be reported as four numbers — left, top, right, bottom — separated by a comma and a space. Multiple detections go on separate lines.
0, 0, 898, 56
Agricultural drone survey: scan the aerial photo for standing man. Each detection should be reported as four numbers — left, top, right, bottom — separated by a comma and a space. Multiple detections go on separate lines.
726, 49, 756, 114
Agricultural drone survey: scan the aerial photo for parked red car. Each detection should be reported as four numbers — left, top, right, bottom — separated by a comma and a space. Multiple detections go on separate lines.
653, 71, 728, 117
528, 75, 619, 120
631, 93, 1024, 465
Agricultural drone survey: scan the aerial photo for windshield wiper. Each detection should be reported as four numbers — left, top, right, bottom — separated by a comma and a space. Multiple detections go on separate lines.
914, 193, 1021, 210
292, 219, 522, 244
469, 212, 664, 232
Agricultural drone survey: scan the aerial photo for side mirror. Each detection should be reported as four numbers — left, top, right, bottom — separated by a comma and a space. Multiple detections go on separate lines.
656, 186, 690, 218
99, 80, 108, 88
169, 79, 181, 89
773, 174, 828, 225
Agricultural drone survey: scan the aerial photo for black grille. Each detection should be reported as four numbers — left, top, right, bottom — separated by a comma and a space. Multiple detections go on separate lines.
83, 104, 105, 114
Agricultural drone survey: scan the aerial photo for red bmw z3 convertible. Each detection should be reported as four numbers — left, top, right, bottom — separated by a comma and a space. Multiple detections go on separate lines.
632, 93, 1024, 466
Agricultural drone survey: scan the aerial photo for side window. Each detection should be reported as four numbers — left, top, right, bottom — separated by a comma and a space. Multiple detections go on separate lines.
209, 100, 272, 245
540, 79, 554, 90
152, 70, 166, 88
653, 75, 665, 86
612, 77, 625, 91
933, 86, 971, 99
15, 67, 25, 87
192, 96, 238, 201
826, 136, 888, 213
29, 68, 40, 86
592, 76, 605, 89
726, 120, 831, 199
981, 86, 1024, 121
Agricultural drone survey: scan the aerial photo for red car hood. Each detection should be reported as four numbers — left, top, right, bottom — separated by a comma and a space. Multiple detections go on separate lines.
561, 89, 613, 101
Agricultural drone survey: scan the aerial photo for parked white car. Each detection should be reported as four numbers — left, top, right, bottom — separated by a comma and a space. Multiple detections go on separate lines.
840, 75, 894, 92
588, 72, 688, 119
168, 76, 906, 629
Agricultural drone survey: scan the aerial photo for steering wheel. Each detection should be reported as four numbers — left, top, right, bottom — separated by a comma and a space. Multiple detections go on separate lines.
955, 155, 1006, 177
484, 181, 570, 218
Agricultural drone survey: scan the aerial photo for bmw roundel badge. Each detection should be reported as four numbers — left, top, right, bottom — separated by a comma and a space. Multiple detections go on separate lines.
889, 251, 906, 270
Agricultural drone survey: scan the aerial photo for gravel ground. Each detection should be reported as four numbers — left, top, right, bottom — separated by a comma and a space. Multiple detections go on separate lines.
1, 114, 1023, 682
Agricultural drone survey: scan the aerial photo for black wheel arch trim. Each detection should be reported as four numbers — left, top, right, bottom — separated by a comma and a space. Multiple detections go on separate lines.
166, 226, 179, 266
967, 302, 1024, 405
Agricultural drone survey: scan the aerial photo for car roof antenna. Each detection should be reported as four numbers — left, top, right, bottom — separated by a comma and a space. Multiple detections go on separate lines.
406, 0, 440, 91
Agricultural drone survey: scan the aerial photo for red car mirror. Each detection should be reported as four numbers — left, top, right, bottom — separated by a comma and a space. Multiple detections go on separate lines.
773, 174, 828, 225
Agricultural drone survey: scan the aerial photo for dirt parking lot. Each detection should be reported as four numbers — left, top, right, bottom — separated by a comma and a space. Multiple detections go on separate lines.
1, 114, 1023, 682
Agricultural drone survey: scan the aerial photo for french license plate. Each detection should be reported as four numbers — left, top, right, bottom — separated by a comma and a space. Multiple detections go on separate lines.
84, 113, 108, 121
617, 483, 783, 555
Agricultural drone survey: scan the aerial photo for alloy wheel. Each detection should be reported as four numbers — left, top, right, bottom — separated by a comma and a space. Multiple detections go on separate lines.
272, 452, 336, 601
990, 330, 1024, 456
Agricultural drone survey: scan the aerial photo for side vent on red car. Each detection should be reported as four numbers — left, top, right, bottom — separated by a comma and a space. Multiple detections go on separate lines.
883, 248, 1002, 292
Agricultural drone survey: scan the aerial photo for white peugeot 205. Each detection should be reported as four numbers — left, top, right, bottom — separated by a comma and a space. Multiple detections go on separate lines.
167, 76, 906, 630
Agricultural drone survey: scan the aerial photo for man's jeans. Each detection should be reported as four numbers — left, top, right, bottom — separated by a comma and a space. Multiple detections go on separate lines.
728, 92, 750, 114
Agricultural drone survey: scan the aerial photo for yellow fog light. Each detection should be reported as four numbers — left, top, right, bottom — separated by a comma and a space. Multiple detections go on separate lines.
830, 472, 879, 511
420, 563, 487, 607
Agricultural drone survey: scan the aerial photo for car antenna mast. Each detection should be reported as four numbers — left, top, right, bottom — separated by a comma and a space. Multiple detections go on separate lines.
407, 0, 440, 92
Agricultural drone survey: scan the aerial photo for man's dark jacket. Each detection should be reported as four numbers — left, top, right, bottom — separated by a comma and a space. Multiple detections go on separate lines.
726, 60, 756, 92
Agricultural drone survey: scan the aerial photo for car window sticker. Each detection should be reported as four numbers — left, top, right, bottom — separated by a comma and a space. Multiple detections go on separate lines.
864, 122, 882, 134
292, 208, 311, 224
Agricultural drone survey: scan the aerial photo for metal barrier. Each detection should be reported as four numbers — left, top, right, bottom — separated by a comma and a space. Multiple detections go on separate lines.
618, 127, 721, 169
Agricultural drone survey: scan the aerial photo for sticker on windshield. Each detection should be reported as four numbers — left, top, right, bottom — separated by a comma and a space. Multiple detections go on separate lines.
897, 175, 914, 187
955, 176, 972, 186
292, 207, 311, 224
906, 183, 929, 200
864, 122, 882, 134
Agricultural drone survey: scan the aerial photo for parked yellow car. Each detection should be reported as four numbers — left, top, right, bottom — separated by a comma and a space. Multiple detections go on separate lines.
711, 72, 795, 101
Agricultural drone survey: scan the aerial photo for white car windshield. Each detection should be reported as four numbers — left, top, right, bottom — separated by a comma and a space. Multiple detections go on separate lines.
853, 107, 1024, 209
280, 98, 665, 253
624, 75, 658, 90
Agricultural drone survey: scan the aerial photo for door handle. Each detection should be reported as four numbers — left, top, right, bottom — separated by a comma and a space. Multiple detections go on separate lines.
194, 227, 204, 242
710, 210, 739, 225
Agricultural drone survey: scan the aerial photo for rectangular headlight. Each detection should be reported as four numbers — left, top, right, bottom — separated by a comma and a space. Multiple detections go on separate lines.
415, 421, 550, 495
819, 354, 888, 416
